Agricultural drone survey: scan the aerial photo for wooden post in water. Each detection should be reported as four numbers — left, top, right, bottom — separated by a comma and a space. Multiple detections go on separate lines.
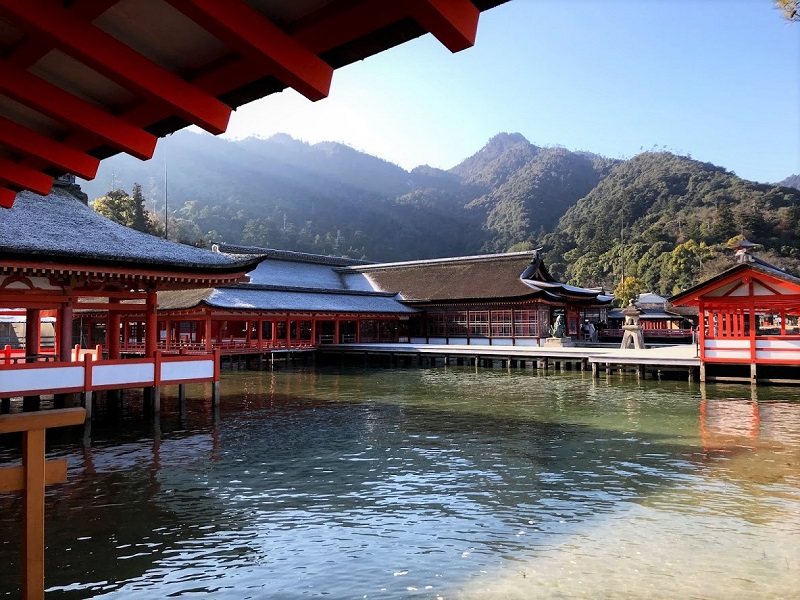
0, 408, 86, 600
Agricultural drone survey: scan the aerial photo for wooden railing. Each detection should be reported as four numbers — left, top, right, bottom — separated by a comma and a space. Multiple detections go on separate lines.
0, 349, 220, 402
120, 339, 316, 354
0, 408, 86, 600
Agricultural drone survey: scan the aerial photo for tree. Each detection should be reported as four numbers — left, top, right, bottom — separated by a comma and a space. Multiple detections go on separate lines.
613, 276, 646, 307
775, 0, 798, 21
667, 240, 714, 294
93, 184, 160, 236
130, 183, 151, 233
94, 189, 134, 226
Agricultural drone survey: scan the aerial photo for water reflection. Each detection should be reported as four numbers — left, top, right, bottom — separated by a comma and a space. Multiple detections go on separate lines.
0, 367, 797, 598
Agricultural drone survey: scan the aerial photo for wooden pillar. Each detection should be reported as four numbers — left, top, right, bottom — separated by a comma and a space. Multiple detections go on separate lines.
108, 302, 121, 360
58, 303, 73, 363
334, 318, 340, 344
25, 309, 41, 359
311, 317, 317, 346
144, 292, 158, 358
0, 408, 86, 600
257, 317, 264, 349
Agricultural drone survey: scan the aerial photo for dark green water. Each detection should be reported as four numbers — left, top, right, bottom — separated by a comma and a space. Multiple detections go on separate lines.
1, 367, 798, 599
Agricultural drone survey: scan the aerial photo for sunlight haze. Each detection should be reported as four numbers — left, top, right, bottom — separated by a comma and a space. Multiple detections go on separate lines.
219, 0, 800, 183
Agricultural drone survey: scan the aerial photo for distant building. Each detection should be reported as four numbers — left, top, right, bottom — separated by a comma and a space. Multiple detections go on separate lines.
602, 292, 694, 343
345, 250, 612, 345
153, 246, 613, 348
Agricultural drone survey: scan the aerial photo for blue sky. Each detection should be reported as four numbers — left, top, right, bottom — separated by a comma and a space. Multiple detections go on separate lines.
220, 0, 800, 184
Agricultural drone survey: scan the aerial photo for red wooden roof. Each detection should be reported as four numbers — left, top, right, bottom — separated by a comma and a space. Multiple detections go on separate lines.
669, 258, 800, 308
0, 0, 506, 207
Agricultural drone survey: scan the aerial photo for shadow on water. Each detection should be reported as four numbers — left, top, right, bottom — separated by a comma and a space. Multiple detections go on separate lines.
0, 366, 798, 598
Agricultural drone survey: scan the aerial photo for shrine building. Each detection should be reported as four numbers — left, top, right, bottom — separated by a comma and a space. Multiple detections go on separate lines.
0, 187, 264, 414
152, 245, 613, 349
669, 241, 800, 383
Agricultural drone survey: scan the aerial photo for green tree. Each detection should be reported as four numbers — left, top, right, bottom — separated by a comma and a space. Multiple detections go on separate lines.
130, 183, 151, 233
94, 189, 134, 226
667, 240, 714, 293
94, 184, 160, 235
613, 276, 646, 307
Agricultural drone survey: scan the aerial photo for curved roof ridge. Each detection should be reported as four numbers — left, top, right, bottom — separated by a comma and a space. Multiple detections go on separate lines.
216, 243, 373, 267
341, 250, 537, 272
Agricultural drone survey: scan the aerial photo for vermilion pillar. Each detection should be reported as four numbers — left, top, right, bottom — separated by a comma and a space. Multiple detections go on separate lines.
108, 299, 121, 359
25, 309, 40, 360
58, 304, 72, 362
145, 291, 158, 358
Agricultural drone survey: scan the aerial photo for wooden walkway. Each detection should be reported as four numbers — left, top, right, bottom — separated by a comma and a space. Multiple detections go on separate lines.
319, 342, 701, 380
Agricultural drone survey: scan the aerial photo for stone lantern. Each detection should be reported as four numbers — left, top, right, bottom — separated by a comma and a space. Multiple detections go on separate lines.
620, 299, 645, 350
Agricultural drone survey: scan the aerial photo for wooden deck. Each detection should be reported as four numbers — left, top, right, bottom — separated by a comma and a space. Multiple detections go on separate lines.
318, 342, 701, 380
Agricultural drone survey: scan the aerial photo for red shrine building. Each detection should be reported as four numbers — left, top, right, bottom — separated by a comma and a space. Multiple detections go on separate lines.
670, 241, 800, 383
150, 245, 612, 349
0, 187, 263, 413
344, 250, 613, 345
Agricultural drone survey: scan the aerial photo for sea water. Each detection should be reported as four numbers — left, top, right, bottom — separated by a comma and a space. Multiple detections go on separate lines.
0, 367, 798, 599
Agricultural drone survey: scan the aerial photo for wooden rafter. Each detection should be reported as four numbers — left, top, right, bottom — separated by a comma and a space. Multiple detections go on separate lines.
0, 156, 54, 195
0, 188, 17, 209
0, 0, 231, 135
409, 0, 480, 52
166, 0, 334, 101
0, 60, 158, 160
0, 116, 101, 180
0, 0, 498, 206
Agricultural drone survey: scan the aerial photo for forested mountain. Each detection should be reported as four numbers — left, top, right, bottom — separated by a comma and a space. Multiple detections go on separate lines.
543, 153, 800, 294
81, 131, 800, 295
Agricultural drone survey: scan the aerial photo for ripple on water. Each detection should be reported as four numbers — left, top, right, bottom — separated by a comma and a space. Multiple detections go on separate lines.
1, 368, 798, 599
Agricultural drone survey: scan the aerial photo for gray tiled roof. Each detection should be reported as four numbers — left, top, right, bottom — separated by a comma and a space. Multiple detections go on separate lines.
159, 286, 415, 314
0, 190, 262, 273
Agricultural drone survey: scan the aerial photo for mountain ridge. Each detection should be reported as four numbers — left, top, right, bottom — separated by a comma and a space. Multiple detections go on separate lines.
79, 131, 800, 295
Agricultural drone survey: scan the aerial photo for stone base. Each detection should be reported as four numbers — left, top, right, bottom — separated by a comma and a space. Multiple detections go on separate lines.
545, 337, 575, 347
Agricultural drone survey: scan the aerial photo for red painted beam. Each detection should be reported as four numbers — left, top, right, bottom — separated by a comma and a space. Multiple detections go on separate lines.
409, 0, 479, 53
0, 60, 157, 160
166, 0, 333, 101
0, 157, 54, 195
0, 187, 18, 208
0, 116, 100, 180
0, 0, 231, 135
291, 1, 407, 54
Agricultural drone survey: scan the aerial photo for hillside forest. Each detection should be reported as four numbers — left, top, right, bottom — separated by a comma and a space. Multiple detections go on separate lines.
83, 131, 800, 300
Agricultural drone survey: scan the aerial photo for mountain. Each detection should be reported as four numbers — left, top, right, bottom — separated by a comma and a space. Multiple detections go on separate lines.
780, 174, 800, 190
543, 152, 800, 293
79, 131, 800, 294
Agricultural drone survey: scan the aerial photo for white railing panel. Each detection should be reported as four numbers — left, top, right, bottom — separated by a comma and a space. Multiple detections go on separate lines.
756, 350, 800, 362
705, 339, 750, 349
161, 359, 214, 382
0, 366, 83, 395
755, 339, 800, 350
705, 350, 751, 360
92, 363, 154, 387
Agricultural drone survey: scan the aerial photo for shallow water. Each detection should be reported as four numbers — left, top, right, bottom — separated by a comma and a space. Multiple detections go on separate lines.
1, 367, 798, 599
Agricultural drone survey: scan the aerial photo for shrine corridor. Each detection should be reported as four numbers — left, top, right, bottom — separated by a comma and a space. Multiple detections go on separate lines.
0, 367, 798, 599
